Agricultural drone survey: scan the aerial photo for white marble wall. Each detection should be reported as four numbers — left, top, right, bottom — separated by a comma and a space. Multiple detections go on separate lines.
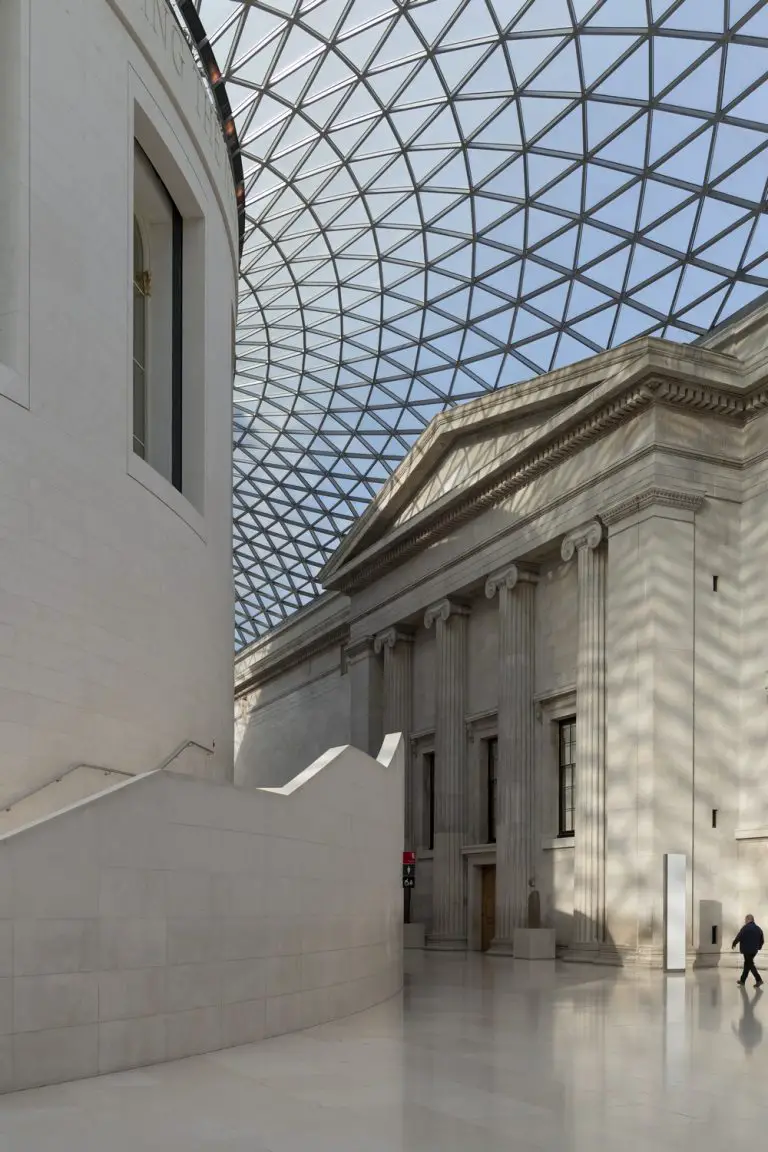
0, 0, 236, 800
0, 736, 403, 1092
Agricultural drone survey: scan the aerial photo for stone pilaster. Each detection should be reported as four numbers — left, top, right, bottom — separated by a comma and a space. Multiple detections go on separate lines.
561, 519, 606, 950
424, 598, 469, 949
485, 564, 539, 951
346, 636, 383, 757
374, 627, 414, 846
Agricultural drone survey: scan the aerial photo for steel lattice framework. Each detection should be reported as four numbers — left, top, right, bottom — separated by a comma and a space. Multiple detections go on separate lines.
192, 0, 768, 649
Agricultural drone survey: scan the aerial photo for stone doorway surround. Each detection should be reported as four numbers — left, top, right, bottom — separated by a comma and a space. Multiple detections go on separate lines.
463, 844, 497, 951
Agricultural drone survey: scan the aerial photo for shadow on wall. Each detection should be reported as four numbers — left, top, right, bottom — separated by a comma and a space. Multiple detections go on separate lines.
0, 733, 404, 1094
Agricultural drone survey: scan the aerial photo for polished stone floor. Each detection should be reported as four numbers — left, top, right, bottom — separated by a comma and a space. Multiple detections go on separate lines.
0, 952, 765, 1150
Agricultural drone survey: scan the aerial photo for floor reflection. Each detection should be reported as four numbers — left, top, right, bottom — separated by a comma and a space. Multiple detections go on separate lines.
733, 986, 764, 1055
0, 953, 765, 1151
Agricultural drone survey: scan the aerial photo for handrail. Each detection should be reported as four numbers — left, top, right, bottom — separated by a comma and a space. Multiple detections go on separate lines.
153, 739, 215, 773
2, 764, 132, 813
1, 740, 215, 813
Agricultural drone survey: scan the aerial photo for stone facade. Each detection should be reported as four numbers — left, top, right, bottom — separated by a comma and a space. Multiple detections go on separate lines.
235, 299, 768, 967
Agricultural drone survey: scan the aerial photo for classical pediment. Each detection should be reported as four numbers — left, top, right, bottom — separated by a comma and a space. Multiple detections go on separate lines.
320, 327, 766, 593
320, 342, 635, 585
392, 411, 552, 530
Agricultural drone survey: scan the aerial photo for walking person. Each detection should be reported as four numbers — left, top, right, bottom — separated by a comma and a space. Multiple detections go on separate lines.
732, 914, 764, 987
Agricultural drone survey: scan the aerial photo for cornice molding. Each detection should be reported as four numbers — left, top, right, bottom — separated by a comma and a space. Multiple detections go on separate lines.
424, 598, 470, 629
373, 626, 414, 654
235, 623, 349, 697
485, 563, 539, 599
561, 519, 604, 562
601, 486, 706, 528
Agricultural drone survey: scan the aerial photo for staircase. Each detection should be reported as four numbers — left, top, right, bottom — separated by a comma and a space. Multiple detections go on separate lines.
0, 740, 215, 836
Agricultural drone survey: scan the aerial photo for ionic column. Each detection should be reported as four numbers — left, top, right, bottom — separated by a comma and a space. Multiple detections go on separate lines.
485, 564, 538, 951
374, 627, 413, 846
424, 598, 469, 949
561, 520, 606, 949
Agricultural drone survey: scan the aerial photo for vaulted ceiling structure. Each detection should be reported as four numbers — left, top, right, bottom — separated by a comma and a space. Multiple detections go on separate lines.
191, 0, 768, 649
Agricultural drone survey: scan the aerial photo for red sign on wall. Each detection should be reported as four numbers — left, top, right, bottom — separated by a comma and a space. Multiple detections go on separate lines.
402, 851, 416, 865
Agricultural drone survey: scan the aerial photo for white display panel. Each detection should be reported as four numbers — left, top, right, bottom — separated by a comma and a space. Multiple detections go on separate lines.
664, 854, 687, 972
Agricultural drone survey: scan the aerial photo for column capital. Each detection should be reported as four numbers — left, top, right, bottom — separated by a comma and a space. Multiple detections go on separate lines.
485, 564, 539, 600
373, 626, 414, 654
561, 519, 604, 563
424, 598, 469, 630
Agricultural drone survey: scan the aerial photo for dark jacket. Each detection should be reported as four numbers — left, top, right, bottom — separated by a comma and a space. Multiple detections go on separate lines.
733, 922, 764, 955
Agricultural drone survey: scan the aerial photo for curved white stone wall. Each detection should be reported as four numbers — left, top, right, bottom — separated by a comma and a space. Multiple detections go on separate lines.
0, 735, 403, 1092
0, 0, 237, 798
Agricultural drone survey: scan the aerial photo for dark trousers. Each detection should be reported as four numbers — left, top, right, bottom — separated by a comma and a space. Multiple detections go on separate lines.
740, 953, 762, 985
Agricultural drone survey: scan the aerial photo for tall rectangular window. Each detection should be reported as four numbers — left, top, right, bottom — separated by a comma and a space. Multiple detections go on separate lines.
487, 737, 498, 843
424, 751, 435, 851
133, 143, 183, 492
559, 718, 576, 836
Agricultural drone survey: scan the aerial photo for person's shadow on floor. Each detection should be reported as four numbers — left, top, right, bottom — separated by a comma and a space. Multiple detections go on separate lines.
732, 986, 764, 1055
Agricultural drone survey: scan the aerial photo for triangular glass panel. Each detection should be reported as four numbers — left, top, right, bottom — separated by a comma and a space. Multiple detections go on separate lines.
595, 113, 649, 168
594, 183, 641, 230
649, 109, 706, 166
579, 34, 641, 89
540, 168, 585, 213
661, 0, 723, 32
534, 107, 585, 155
507, 36, 565, 86
655, 127, 713, 186
710, 122, 766, 182
595, 40, 650, 100
663, 48, 722, 113
510, 0, 573, 33
525, 39, 581, 94
586, 100, 640, 151
738, 2, 768, 36
471, 102, 523, 148
694, 198, 750, 250
518, 96, 574, 140
435, 43, 493, 90
639, 180, 692, 231
587, 0, 648, 27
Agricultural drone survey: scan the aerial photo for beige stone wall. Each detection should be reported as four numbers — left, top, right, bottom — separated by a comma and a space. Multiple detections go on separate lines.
0, 737, 403, 1092
235, 657, 351, 788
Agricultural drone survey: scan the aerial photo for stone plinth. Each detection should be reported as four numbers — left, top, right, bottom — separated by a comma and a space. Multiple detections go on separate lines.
513, 929, 556, 960
404, 923, 426, 949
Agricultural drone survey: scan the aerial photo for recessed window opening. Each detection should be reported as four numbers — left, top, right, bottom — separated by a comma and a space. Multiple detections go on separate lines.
132, 142, 183, 492
487, 736, 498, 844
558, 717, 576, 837
424, 751, 435, 851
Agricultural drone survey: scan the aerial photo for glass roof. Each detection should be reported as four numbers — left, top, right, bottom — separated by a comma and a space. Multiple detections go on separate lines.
194, 0, 768, 649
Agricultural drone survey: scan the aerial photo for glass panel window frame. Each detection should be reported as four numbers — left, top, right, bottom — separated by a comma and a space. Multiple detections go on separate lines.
424, 750, 435, 852
132, 141, 184, 493
558, 717, 576, 837
132, 215, 149, 460
486, 736, 498, 844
